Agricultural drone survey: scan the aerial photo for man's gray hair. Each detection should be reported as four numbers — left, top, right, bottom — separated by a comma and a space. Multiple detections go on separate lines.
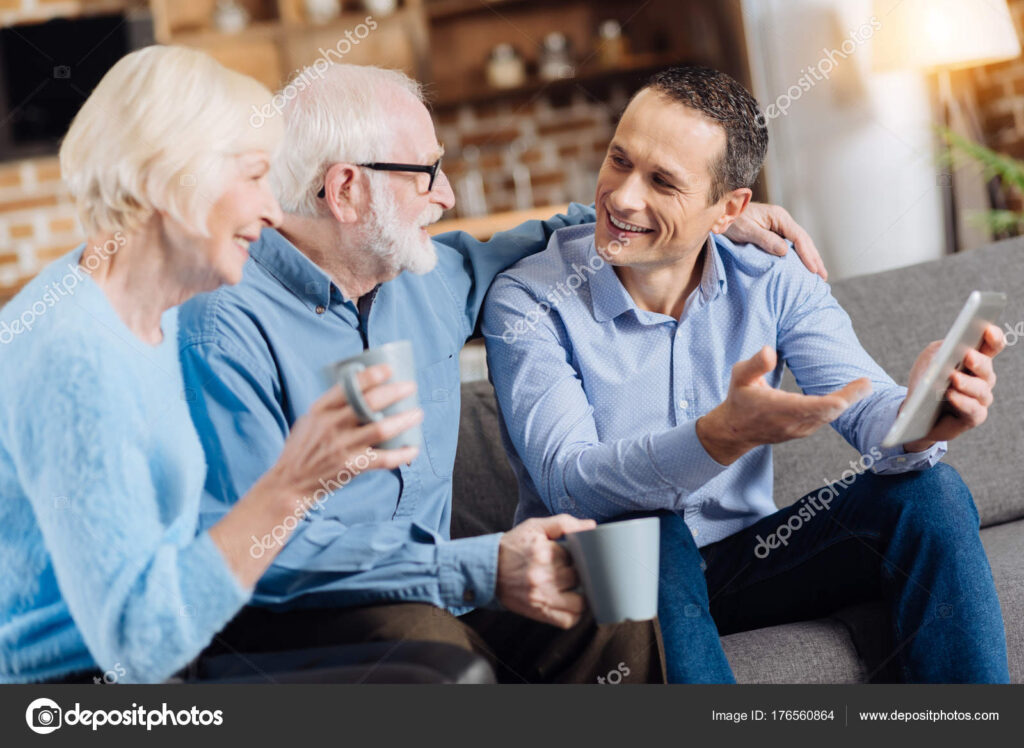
271, 64, 424, 217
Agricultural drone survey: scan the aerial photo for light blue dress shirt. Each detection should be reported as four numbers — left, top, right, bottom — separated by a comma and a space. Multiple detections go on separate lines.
178, 205, 595, 612
482, 225, 946, 544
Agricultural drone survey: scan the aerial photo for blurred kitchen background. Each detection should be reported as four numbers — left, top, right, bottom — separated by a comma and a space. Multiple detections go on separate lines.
0, 0, 1022, 309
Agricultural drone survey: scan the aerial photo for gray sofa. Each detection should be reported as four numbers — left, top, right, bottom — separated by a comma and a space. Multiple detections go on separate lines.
451, 237, 1024, 683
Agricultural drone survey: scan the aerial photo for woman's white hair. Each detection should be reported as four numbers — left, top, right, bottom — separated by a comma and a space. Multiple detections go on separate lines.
60, 45, 283, 237
270, 64, 424, 217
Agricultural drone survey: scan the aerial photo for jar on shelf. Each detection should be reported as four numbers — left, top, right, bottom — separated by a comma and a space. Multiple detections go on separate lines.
364, 0, 398, 16
305, 0, 341, 25
486, 44, 526, 89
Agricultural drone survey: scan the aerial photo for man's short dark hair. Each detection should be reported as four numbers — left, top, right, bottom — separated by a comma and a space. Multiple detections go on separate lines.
641, 65, 768, 204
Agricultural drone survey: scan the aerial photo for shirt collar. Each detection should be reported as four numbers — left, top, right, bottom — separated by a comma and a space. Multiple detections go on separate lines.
702, 233, 728, 299
249, 228, 336, 313
590, 233, 727, 324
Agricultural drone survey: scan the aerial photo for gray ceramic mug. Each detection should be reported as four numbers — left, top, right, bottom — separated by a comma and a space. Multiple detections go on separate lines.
324, 340, 422, 450
559, 516, 660, 624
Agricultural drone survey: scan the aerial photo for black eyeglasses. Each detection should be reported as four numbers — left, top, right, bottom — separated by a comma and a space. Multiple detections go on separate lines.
317, 158, 443, 198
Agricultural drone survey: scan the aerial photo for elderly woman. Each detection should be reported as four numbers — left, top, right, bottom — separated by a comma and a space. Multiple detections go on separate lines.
0, 46, 421, 684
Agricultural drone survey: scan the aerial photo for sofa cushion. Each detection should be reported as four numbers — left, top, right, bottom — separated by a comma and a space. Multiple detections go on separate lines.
451, 380, 519, 540
721, 616, 869, 683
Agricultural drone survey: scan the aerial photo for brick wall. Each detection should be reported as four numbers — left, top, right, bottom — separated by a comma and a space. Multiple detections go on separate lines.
0, 159, 81, 302
1, 86, 629, 304
0, 0, 134, 302
434, 86, 626, 217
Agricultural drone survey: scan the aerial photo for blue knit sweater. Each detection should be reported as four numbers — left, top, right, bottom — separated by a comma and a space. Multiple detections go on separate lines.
0, 248, 250, 683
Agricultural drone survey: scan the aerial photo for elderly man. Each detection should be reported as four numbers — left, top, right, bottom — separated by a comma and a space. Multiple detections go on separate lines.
178, 64, 818, 683
482, 65, 1009, 683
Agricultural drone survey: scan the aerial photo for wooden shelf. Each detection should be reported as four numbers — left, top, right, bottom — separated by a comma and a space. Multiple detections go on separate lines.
165, 18, 282, 47
146, 0, 747, 122
429, 203, 570, 240
430, 52, 691, 109
425, 0, 533, 22
149, 0, 428, 90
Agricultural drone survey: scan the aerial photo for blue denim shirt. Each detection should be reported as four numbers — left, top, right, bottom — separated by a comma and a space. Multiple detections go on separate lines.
482, 226, 946, 544
178, 204, 594, 612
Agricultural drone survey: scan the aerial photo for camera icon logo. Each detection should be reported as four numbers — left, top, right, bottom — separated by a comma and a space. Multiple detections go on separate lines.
53, 66, 70, 79
25, 698, 62, 734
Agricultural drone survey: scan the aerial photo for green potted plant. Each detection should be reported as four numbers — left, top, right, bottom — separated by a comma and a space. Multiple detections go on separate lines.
941, 127, 1024, 238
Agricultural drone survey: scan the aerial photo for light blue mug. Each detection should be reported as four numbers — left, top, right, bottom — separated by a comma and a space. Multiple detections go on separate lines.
324, 340, 422, 450
559, 516, 660, 624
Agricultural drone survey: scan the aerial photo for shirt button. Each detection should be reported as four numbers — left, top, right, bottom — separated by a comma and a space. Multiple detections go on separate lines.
463, 589, 475, 603
315, 305, 325, 314
691, 526, 700, 537
678, 399, 689, 409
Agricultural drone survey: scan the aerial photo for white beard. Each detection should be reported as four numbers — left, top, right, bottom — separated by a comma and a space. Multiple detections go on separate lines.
365, 179, 441, 276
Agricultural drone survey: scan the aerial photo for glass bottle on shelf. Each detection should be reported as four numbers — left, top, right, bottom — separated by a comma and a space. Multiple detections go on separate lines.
538, 32, 575, 81
455, 146, 488, 218
506, 138, 535, 211
212, 0, 249, 33
598, 20, 628, 67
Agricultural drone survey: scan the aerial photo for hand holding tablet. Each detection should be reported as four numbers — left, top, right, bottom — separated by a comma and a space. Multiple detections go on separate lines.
882, 291, 1007, 449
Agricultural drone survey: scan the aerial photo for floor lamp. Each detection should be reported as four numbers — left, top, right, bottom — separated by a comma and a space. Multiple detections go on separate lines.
873, 0, 1021, 253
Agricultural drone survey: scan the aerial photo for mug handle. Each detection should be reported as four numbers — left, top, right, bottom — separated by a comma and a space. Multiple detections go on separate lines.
555, 537, 586, 595
338, 362, 383, 423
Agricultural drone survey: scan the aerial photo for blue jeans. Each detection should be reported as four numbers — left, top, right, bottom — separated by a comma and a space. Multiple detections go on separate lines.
656, 463, 1009, 683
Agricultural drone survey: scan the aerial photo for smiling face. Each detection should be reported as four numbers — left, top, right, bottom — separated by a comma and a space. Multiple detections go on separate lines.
594, 88, 743, 269
167, 150, 283, 288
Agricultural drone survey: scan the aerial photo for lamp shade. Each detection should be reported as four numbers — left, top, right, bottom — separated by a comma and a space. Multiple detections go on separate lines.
873, 0, 1021, 72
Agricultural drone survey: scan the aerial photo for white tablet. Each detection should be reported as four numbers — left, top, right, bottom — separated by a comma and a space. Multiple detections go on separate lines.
881, 291, 1007, 449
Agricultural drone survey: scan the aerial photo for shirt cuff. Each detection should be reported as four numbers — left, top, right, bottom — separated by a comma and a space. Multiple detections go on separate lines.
437, 532, 502, 612
649, 419, 730, 493
871, 440, 948, 474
